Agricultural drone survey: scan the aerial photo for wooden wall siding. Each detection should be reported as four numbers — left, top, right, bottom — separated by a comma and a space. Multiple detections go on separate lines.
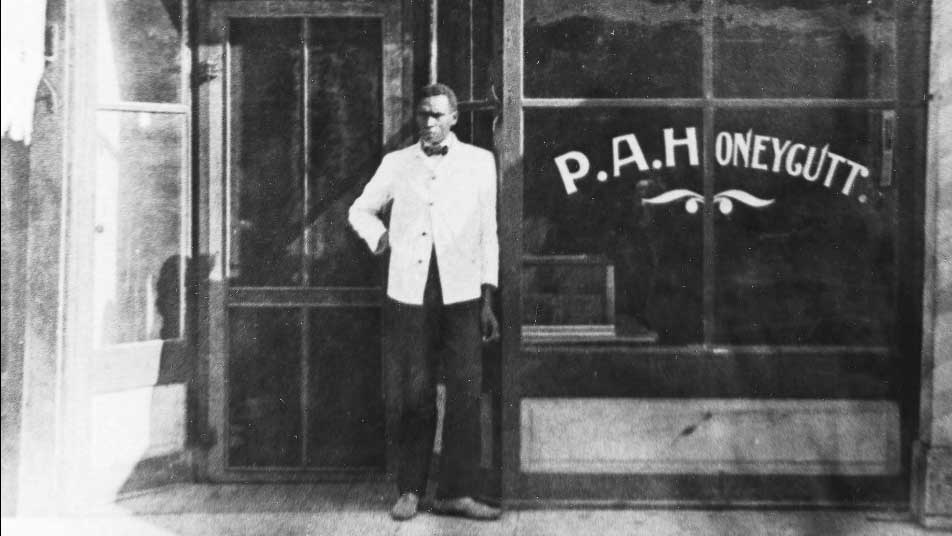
928, 0, 952, 451
914, 0, 952, 528
931, 3, 952, 452
1, 140, 30, 516
8, 0, 69, 515
521, 399, 900, 476
926, 2, 952, 464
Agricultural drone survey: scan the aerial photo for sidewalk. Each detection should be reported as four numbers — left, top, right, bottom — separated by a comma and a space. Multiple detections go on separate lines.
1, 484, 943, 536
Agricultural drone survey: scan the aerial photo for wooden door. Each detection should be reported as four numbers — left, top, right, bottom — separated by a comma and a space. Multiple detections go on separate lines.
199, 0, 411, 481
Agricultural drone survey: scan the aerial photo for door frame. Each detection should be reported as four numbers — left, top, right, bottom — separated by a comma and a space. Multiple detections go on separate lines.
196, 0, 413, 482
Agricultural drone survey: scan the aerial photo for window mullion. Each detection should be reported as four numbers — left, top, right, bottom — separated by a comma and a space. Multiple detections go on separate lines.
702, 0, 716, 348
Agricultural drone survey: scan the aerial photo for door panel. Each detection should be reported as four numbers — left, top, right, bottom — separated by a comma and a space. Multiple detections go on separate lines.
202, 1, 407, 480
228, 18, 304, 287
228, 308, 303, 467
306, 308, 384, 468
304, 18, 383, 287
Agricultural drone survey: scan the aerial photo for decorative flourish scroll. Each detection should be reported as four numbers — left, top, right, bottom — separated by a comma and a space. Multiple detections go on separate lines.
641, 189, 705, 214
642, 189, 775, 215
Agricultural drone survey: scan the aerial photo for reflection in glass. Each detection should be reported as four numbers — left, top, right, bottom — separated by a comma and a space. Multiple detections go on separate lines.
524, 0, 702, 98
524, 109, 703, 344
228, 308, 302, 467
306, 18, 383, 287
307, 309, 385, 468
96, 0, 182, 103
455, 110, 496, 151
714, 109, 894, 345
229, 19, 304, 286
523, 256, 616, 340
715, 0, 896, 98
93, 111, 184, 345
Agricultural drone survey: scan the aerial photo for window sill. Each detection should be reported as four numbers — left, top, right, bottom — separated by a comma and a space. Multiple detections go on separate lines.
522, 323, 659, 346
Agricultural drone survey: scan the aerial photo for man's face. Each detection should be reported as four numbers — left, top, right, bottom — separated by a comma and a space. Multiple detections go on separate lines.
416, 95, 457, 146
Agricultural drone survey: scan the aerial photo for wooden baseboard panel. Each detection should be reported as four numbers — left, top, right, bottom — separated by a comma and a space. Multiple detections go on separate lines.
521, 398, 900, 475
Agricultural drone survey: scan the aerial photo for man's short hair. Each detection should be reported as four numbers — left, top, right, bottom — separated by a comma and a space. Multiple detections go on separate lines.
418, 83, 458, 111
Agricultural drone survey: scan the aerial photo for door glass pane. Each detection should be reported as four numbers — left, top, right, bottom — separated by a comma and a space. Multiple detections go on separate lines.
228, 308, 302, 467
455, 110, 496, 151
306, 18, 383, 287
714, 109, 895, 345
96, 0, 183, 103
229, 18, 304, 286
307, 309, 385, 468
438, 0, 499, 101
715, 0, 896, 98
93, 111, 185, 345
524, 109, 703, 344
524, 0, 703, 98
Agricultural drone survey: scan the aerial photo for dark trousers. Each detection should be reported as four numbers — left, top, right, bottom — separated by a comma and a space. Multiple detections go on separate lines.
383, 251, 482, 498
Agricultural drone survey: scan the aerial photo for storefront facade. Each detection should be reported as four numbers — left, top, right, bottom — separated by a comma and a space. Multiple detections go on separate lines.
2, 0, 949, 526
500, 0, 928, 506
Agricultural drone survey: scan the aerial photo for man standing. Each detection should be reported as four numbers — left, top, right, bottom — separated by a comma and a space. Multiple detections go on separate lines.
348, 83, 501, 521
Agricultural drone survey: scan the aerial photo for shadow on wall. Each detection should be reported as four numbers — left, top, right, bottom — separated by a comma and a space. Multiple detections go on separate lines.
95, 255, 212, 500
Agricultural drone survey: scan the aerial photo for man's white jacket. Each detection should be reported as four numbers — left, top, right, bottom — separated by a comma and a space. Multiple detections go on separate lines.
348, 134, 499, 305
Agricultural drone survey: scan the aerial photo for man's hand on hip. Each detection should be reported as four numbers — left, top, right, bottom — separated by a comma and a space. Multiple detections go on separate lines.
480, 285, 500, 343
374, 230, 389, 255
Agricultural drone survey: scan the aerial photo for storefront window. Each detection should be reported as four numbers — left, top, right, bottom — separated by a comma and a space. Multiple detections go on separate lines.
523, 109, 703, 344
714, 109, 894, 345
715, 0, 896, 98
524, 0, 703, 98
517, 0, 900, 351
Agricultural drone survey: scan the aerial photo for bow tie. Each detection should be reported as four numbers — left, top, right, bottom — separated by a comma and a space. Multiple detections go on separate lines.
423, 144, 448, 157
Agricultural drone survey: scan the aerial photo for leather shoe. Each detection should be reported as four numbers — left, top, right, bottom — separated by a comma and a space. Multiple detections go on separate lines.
431, 496, 501, 520
390, 492, 419, 521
